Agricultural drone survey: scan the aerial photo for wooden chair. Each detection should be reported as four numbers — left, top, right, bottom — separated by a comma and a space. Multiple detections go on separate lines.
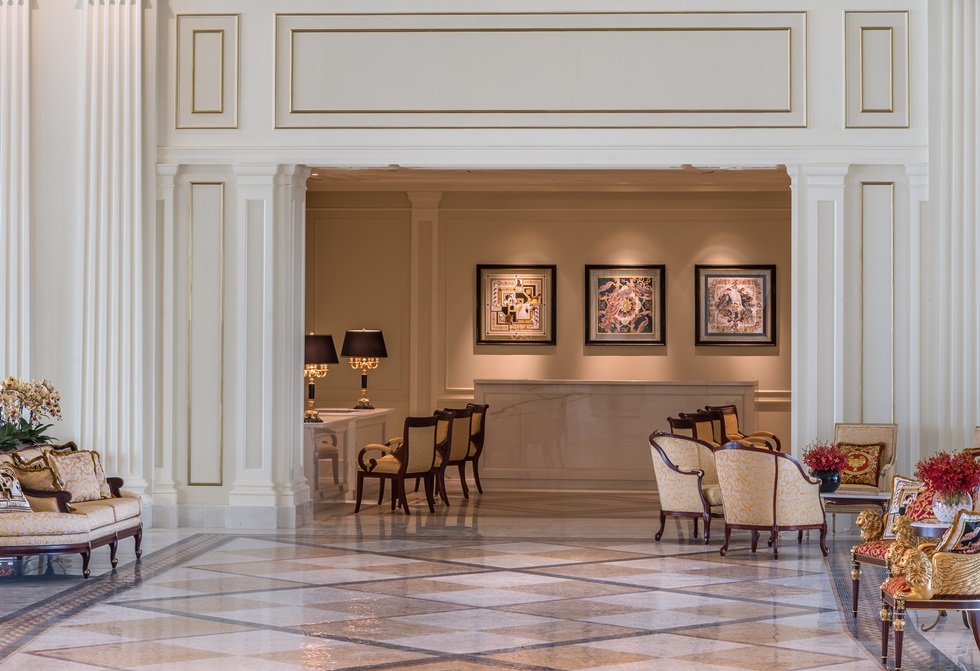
649, 431, 724, 544
880, 510, 980, 670
679, 411, 722, 446
703, 404, 781, 451
462, 403, 489, 494
354, 415, 439, 515
439, 407, 475, 500
850, 474, 934, 616
714, 443, 829, 559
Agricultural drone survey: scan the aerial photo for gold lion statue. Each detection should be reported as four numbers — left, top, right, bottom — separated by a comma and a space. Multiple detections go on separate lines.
886, 516, 921, 576
856, 508, 885, 543
902, 548, 942, 599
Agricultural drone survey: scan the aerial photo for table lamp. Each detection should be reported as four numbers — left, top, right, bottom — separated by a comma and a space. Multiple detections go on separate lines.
341, 329, 387, 409
304, 333, 338, 422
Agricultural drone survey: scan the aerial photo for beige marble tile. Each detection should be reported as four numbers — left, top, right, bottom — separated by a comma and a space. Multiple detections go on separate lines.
679, 622, 835, 645
497, 598, 649, 620
676, 645, 862, 670
300, 617, 454, 641
37, 641, 229, 667
488, 619, 645, 643
490, 643, 655, 669
254, 643, 431, 669
67, 615, 254, 641
342, 578, 482, 597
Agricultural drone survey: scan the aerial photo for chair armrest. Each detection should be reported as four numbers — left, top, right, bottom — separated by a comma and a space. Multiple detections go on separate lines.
742, 432, 781, 451
21, 488, 73, 513
878, 462, 896, 491
357, 443, 400, 472
107, 477, 125, 498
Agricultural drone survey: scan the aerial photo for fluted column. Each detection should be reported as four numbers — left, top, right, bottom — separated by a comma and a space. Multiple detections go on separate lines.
78, 0, 145, 491
927, 1, 980, 452
0, 1, 30, 377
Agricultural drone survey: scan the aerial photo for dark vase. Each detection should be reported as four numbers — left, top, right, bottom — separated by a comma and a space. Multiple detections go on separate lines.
813, 469, 841, 493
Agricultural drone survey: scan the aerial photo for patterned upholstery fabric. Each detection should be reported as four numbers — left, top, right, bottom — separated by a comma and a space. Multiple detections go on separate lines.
69, 502, 116, 528
404, 425, 436, 474
775, 458, 826, 526
715, 449, 776, 526
0, 467, 33, 513
722, 415, 740, 439
45, 451, 103, 502
834, 423, 897, 490
882, 575, 909, 596
0, 511, 91, 536
906, 483, 939, 522
854, 539, 892, 559
839, 442, 885, 486
3, 532, 91, 546
447, 415, 471, 462
467, 408, 484, 457
24, 494, 61, 513
368, 455, 401, 474
650, 435, 720, 514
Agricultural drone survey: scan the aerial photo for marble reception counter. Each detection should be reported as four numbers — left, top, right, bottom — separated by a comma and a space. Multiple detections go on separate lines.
472, 379, 757, 491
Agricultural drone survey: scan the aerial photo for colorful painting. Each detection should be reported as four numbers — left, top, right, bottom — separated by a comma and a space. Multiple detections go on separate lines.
476, 265, 556, 345
585, 265, 665, 345
695, 265, 776, 345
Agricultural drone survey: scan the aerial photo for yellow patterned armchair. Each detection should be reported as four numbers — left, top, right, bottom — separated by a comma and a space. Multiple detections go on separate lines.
649, 432, 724, 544
880, 510, 980, 670
714, 443, 829, 559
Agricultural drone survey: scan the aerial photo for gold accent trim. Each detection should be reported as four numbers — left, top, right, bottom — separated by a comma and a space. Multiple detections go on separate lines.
191, 29, 225, 114
176, 14, 241, 130
844, 11, 909, 129
275, 11, 807, 129
859, 181, 896, 424
188, 181, 225, 487
859, 27, 894, 114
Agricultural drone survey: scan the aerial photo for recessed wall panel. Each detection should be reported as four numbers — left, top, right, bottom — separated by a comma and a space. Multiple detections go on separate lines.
188, 182, 224, 485
177, 14, 239, 128
845, 12, 909, 128
861, 182, 895, 422
276, 12, 806, 128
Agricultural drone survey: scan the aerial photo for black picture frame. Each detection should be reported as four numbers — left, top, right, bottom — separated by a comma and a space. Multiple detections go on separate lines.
695, 264, 776, 346
476, 264, 556, 345
584, 265, 666, 345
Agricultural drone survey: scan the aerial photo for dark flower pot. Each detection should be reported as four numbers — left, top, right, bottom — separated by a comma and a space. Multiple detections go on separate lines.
812, 469, 841, 493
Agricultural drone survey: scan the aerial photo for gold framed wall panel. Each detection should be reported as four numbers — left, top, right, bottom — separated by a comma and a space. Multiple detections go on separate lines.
844, 11, 909, 128
177, 14, 239, 129
188, 182, 225, 486
275, 12, 807, 128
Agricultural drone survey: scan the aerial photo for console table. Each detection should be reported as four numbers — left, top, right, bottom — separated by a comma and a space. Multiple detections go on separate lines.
302, 408, 392, 501
472, 379, 757, 491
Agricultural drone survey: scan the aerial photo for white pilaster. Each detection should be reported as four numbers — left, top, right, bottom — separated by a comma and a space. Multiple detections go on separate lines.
228, 165, 279, 509
0, 2, 30, 377
927, 1, 980, 452
904, 164, 928, 468
79, 0, 145, 491
406, 192, 442, 415
789, 165, 849, 453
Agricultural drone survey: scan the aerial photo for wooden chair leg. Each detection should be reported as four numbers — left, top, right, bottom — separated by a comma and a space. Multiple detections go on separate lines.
693, 516, 699, 539
472, 456, 483, 494
457, 463, 470, 499
771, 526, 780, 559
967, 610, 980, 652
720, 526, 732, 556
702, 513, 711, 545
423, 474, 436, 513
134, 527, 143, 558
655, 510, 666, 541
398, 476, 411, 515
894, 606, 905, 670
390, 479, 399, 511
797, 530, 803, 544
355, 472, 366, 513
438, 471, 450, 507
109, 538, 119, 567
377, 479, 386, 506
881, 601, 892, 665
818, 524, 829, 556
81, 547, 92, 578
414, 477, 421, 493
852, 560, 861, 617
750, 530, 760, 553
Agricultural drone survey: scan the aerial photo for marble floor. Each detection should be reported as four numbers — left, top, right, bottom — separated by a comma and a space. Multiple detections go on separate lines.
0, 490, 973, 670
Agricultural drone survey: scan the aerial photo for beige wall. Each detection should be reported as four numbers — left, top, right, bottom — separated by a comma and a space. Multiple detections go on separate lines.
307, 185, 792, 448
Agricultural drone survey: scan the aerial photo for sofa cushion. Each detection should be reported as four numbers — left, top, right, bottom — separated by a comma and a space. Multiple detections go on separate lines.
70, 501, 117, 529
45, 451, 103, 502
6, 457, 61, 491
0, 466, 33, 513
702, 483, 724, 507
86, 496, 141, 523
0, 511, 91, 536
24, 494, 62, 513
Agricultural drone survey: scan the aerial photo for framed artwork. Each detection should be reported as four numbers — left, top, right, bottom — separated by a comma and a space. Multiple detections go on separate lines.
476, 265, 556, 345
585, 265, 666, 345
695, 265, 776, 346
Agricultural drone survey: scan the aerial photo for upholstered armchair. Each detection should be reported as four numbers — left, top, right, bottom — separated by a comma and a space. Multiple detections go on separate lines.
849, 475, 937, 616
703, 404, 781, 451
439, 407, 474, 500
833, 423, 898, 493
880, 510, 980, 669
354, 415, 440, 515
714, 443, 829, 559
649, 432, 724, 544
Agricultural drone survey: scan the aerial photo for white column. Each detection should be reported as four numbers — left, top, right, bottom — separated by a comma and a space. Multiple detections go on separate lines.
78, 0, 145, 491
927, 1, 980, 452
904, 165, 928, 468
407, 192, 442, 415
227, 165, 280, 511
0, 2, 30, 377
272, 165, 312, 528
788, 165, 849, 453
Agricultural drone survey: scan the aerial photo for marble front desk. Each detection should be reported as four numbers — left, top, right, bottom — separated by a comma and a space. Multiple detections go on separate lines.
472, 379, 757, 492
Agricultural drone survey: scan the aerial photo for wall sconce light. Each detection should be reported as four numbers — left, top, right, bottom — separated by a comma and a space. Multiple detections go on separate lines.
341, 329, 387, 410
304, 333, 338, 422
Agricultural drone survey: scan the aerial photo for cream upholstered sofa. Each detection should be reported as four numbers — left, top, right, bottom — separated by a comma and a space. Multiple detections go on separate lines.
0, 442, 142, 577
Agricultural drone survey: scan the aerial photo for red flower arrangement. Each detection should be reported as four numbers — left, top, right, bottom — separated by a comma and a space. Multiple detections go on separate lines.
914, 450, 980, 505
802, 439, 848, 472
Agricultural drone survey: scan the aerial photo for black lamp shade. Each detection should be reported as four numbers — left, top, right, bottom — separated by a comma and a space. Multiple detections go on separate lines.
341, 329, 387, 358
305, 334, 339, 365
